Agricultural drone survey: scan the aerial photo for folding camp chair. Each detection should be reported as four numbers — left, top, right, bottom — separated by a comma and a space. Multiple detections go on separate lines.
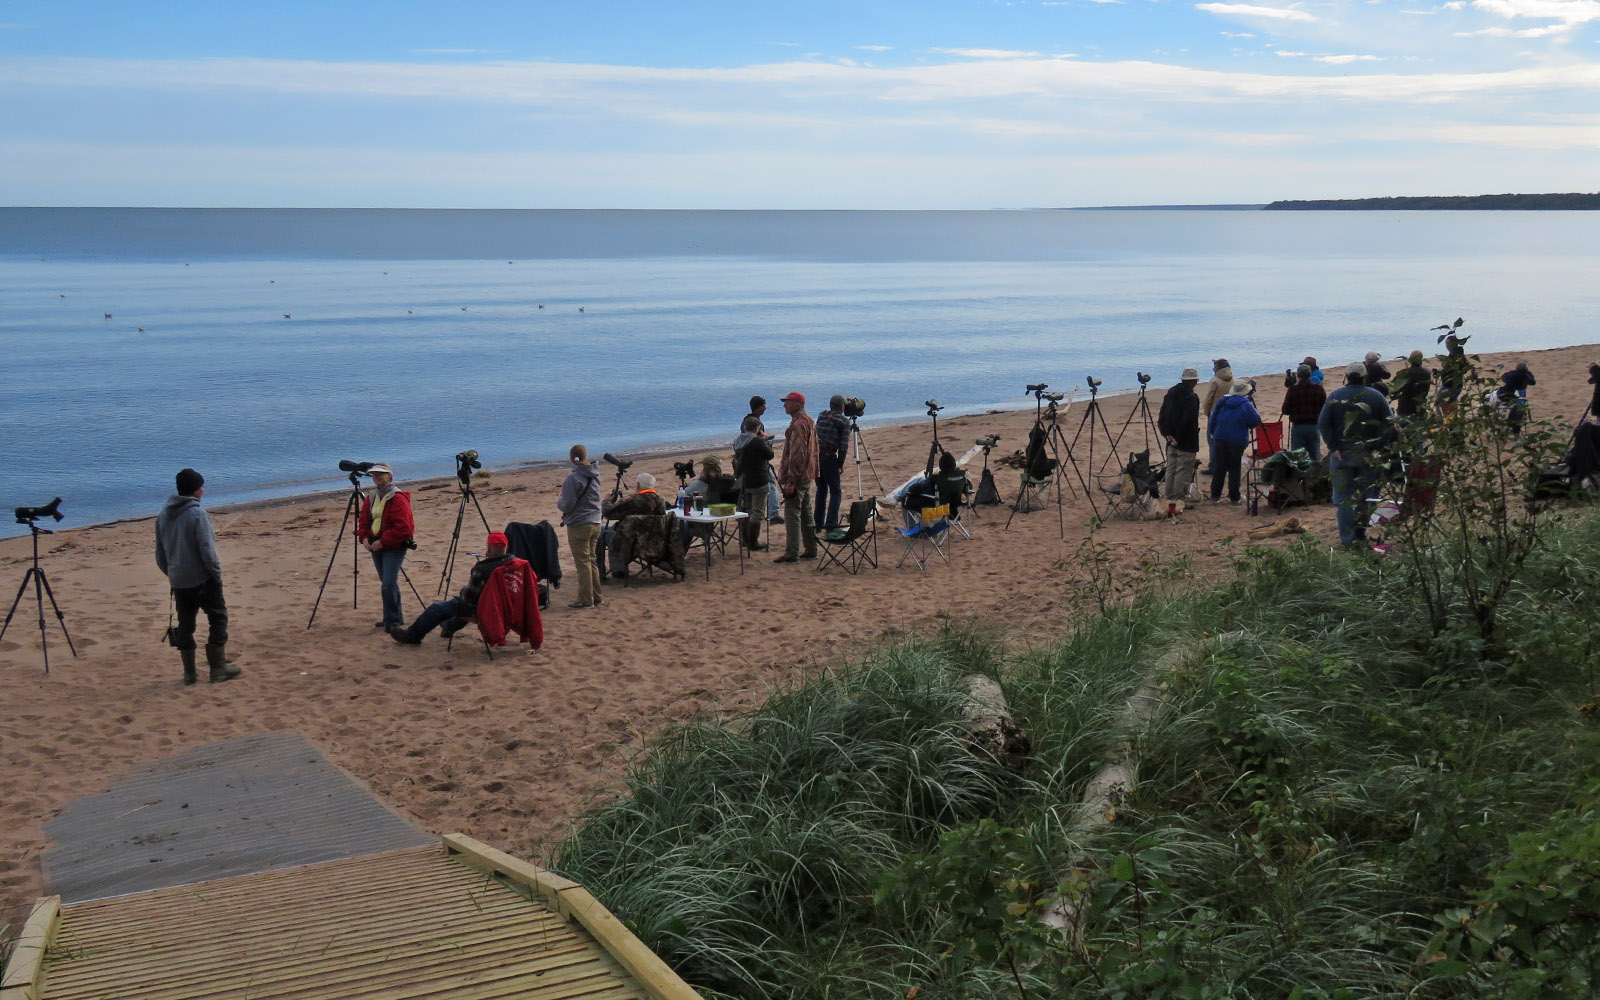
897, 503, 951, 571
1098, 450, 1159, 521
1014, 473, 1053, 514
1243, 420, 1285, 515
817, 497, 879, 574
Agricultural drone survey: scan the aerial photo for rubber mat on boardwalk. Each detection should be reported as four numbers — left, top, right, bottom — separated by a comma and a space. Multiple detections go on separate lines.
42, 731, 433, 903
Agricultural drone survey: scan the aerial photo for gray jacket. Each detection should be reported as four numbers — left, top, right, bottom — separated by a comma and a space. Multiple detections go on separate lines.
155, 494, 222, 588
557, 462, 603, 526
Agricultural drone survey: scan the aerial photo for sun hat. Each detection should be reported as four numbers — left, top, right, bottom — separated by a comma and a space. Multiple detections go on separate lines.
1230, 381, 1250, 395
486, 531, 509, 548
368, 463, 393, 475
1303, 356, 1318, 366
781, 391, 806, 405
1180, 366, 1199, 380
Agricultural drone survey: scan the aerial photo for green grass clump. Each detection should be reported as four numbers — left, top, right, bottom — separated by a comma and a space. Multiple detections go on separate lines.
553, 512, 1600, 999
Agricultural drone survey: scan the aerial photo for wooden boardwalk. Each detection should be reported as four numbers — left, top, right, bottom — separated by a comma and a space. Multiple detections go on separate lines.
2, 834, 701, 1000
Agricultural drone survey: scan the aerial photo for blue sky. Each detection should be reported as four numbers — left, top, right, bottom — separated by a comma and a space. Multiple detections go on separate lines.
3, 1, 1598, 207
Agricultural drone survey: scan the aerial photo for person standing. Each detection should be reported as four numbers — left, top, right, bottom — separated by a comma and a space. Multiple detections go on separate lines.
1280, 364, 1327, 461
775, 390, 819, 563
747, 395, 782, 523
1499, 361, 1536, 435
1209, 382, 1261, 505
1319, 362, 1394, 546
1391, 351, 1432, 420
1201, 358, 1234, 475
813, 395, 851, 530
356, 463, 413, 630
1157, 366, 1201, 501
734, 414, 775, 551
155, 468, 240, 684
556, 444, 604, 609
1363, 351, 1392, 397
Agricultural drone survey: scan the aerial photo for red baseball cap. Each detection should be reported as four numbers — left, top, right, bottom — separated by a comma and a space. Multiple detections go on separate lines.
781, 391, 806, 405
486, 531, 509, 548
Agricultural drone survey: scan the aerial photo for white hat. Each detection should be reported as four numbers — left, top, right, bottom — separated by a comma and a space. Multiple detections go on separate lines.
368, 463, 393, 475
1181, 366, 1199, 381
1230, 381, 1250, 395
1364, 351, 1380, 362
1347, 362, 1366, 378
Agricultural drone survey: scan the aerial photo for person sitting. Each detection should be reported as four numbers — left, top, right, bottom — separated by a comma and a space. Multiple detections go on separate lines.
933, 450, 971, 518
683, 455, 737, 505
604, 472, 667, 519
390, 531, 514, 644
604, 473, 684, 578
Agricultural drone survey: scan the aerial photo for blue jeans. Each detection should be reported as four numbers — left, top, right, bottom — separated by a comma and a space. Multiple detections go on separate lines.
1289, 423, 1321, 462
1210, 439, 1245, 501
370, 547, 406, 626
401, 597, 472, 642
1329, 456, 1376, 545
814, 455, 844, 529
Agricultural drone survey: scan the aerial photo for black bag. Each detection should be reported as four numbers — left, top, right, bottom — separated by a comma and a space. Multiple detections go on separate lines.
974, 467, 1003, 505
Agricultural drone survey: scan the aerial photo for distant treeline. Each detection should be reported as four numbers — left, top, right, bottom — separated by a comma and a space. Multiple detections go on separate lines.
1265, 192, 1600, 210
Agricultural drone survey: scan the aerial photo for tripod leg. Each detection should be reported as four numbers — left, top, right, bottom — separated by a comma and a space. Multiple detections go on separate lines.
855, 429, 885, 493
401, 566, 425, 607
0, 567, 35, 642
307, 490, 359, 629
439, 495, 469, 596
34, 569, 76, 658
470, 490, 493, 533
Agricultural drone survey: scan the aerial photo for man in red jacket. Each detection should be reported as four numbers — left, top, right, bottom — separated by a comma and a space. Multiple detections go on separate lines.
356, 463, 414, 630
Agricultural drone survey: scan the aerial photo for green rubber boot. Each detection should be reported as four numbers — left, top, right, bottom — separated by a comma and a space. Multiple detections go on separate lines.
181, 648, 198, 686
205, 643, 242, 683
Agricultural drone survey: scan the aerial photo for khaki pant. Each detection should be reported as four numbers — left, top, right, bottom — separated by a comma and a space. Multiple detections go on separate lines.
1165, 448, 1197, 500
783, 483, 817, 558
566, 521, 603, 605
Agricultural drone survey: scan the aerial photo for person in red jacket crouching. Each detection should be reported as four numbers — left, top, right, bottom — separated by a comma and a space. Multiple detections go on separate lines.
389, 531, 543, 649
356, 463, 414, 630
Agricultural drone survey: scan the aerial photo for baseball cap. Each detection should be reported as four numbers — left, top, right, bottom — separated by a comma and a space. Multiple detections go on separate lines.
1302, 356, 1318, 367
781, 391, 806, 405
486, 531, 509, 548
1347, 362, 1365, 378
1297, 363, 1312, 376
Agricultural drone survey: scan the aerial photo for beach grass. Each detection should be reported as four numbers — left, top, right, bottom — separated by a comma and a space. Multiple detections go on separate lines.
551, 496, 1600, 998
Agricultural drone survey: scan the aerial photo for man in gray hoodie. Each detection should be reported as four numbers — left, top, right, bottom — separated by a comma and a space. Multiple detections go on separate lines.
155, 468, 240, 684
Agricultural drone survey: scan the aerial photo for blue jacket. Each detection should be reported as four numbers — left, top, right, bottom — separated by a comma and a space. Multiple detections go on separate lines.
1318, 384, 1393, 464
1209, 393, 1262, 446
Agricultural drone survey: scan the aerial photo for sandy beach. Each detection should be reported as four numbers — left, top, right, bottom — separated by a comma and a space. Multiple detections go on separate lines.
3, 342, 1595, 922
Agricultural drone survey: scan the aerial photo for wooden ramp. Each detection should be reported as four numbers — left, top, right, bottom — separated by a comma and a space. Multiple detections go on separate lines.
3, 835, 701, 1000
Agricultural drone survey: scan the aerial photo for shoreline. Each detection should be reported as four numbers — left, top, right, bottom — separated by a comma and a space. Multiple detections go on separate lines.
4, 341, 1594, 923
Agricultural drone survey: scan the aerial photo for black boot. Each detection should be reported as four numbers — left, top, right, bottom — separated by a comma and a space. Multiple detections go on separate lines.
205, 643, 242, 683
180, 648, 198, 686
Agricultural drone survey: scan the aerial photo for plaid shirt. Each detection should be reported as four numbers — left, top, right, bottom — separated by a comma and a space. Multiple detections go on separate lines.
1282, 380, 1327, 426
778, 410, 819, 490
815, 410, 849, 462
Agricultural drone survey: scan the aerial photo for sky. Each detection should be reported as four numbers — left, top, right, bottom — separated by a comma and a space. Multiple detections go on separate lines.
2, 0, 1598, 207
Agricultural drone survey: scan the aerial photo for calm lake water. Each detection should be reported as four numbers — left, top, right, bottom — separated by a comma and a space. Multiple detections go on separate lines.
2, 208, 1596, 536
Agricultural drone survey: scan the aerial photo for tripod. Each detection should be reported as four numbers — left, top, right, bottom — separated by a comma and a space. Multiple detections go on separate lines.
848, 418, 884, 497
923, 402, 946, 480
970, 441, 1002, 516
1067, 380, 1119, 520
307, 473, 424, 629
1108, 376, 1165, 470
437, 478, 492, 597
1005, 390, 1077, 537
1, 517, 77, 673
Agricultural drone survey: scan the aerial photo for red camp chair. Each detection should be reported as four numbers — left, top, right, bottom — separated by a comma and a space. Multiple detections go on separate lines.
1244, 419, 1285, 516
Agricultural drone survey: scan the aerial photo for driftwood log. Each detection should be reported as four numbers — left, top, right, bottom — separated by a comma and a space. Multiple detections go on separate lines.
959, 674, 1032, 772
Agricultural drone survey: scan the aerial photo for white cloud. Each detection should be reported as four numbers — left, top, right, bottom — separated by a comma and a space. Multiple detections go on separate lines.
856, 45, 893, 52
1195, 3, 1318, 21
414, 48, 493, 55
1276, 49, 1310, 55
931, 47, 1044, 59
1427, 121, 1600, 146
1316, 53, 1383, 61
1221, 31, 1258, 36
1463, 0, 1600, 34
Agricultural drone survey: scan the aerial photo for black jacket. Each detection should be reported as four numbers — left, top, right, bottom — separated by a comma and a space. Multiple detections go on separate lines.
1157, 382, 1201, 453
504, 521, 561, 588
459, 554, 513, 609
733, 434, 775, 492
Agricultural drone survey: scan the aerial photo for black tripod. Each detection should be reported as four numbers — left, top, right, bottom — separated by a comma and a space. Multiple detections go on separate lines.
1066, 378, 1118, 519
923, 400, 947, 479
437, 454, 492, 597
1005, 388, 1076, 537
849, 418, 884, 497
2, 501, 76, 673
307, 472, 423, 629
1108, 373, 1165, 470
971, 438, 1003, 513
